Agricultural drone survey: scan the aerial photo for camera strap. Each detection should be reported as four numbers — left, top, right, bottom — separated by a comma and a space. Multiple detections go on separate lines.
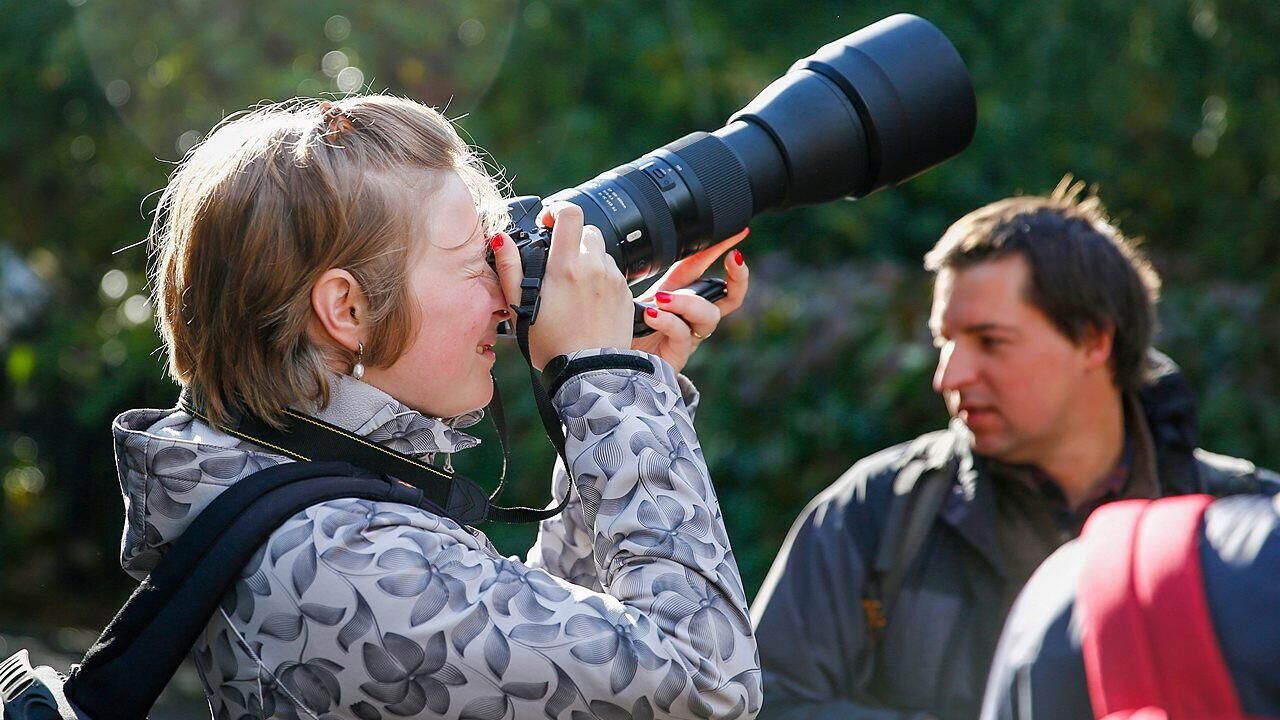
510, 241, 577, 515
180, 393, 565, 526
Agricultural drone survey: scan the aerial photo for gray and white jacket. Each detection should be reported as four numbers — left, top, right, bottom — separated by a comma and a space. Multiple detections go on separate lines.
111, 349, 760, 720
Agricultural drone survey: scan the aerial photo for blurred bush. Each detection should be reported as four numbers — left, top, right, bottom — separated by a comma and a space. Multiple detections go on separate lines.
1, 0, 1278, 626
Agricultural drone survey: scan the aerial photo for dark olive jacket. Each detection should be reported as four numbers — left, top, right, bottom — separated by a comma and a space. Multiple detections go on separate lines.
751, 359, 1277, 720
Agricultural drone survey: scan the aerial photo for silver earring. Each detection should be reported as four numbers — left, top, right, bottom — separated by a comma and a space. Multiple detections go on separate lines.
352, 342, 366, 380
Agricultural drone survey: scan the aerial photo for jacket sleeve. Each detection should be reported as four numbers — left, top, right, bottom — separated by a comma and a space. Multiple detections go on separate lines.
201, 349, 759, 720
525, 371, 702, 592
523, 459, 602, 590
750, 476, 923, 720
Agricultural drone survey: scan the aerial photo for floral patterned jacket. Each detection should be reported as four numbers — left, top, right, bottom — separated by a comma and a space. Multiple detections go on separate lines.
112, 349, 760, 720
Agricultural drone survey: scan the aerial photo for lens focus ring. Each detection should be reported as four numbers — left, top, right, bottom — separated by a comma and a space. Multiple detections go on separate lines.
664, 132, 753, 241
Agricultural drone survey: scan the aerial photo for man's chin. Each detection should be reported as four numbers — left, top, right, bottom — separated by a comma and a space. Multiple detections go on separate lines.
966, 427, 1016, 461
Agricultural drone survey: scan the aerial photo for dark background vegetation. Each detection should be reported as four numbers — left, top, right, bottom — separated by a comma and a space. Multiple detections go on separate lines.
3, 0, 1279, 633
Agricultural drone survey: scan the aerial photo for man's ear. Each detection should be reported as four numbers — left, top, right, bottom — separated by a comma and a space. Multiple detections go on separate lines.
1080, 322, 1115, 372
310, 269, 367, 352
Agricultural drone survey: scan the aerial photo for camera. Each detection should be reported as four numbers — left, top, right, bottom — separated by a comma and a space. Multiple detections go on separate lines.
501, 14, 976, 335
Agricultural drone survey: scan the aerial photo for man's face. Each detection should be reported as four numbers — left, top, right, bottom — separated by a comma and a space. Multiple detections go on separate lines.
929, 254, 1102, 464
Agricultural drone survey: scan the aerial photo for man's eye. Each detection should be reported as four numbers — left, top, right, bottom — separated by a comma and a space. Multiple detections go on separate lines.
980, 336, 1004, 350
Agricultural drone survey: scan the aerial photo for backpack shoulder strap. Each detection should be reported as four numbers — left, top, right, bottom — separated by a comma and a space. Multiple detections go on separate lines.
1077, 495, 1243, 720
64, 460, 442, 720
863, 432, 958, 640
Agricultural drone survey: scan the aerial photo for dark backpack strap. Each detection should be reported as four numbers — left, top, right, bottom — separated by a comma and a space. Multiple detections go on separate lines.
862, 438, 957, 644
64, 461, 437, 720
875, 465, 952, 624
1077, 495, 1243, 720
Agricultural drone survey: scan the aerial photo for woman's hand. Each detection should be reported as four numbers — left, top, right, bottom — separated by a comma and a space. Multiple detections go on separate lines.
631, 229, 750, 373
491, 203, 633, 370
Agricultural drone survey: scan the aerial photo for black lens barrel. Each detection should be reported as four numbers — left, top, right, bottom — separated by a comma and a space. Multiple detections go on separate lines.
545, 14, 975, 283
794, 13, 977, 195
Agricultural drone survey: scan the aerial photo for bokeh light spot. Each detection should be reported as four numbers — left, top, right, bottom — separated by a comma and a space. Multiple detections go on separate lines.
325, 15, 351, 42
1192, 128, 1218, 157
1193, 8, 1218, 38
6, 344, 36, 384
100, 269, 128, 300
4, 467, 46, 497
132, 40, 158, 68
459, 18, 486, 46
176, 130, 202, 155
297, 77, 324, 96
13, 436, 37, 464
120, 294, 152, 326
69, 135, 96, 162
524, 1, 549, 28
322, 50, 349, 78
1202, 95, 1227, 133
336, 66, 365, 92
105, 78, 131, 107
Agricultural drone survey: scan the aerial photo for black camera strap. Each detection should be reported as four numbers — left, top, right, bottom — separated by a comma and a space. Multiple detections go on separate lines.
510, 242, 576, 516
180, 395, 564, 526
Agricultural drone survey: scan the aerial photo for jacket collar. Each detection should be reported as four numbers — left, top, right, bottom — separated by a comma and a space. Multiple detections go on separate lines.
178, 373, 484, 459
935, 421, 1006, 577
1137, 350, 1202, 494
310, 373, 483, 457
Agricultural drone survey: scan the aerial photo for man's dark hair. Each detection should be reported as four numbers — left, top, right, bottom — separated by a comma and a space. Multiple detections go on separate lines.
924, 177, 1162, 392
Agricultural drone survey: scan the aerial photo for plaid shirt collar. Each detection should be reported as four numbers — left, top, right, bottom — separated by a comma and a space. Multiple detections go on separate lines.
996, 393, 1159, 533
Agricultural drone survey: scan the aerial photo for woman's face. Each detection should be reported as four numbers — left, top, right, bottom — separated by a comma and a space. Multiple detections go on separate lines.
362, 169, 508, 419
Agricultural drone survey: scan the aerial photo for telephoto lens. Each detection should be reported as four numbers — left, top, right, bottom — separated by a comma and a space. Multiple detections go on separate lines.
524, 13, 977, 283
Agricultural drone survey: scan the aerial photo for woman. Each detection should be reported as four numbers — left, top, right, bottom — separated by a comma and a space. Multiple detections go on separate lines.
111, 95, 758, 719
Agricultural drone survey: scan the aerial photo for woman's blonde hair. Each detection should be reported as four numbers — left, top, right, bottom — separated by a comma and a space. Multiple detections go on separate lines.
150, 95, 505, 427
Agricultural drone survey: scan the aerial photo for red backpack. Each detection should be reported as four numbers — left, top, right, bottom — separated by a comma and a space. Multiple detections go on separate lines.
1077, 494, 1247, 720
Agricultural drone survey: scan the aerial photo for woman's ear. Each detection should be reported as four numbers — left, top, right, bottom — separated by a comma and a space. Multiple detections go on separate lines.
310, 269, 367, 352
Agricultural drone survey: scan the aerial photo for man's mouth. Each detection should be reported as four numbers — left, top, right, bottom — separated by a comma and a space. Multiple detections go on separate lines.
958, 405, 996, 422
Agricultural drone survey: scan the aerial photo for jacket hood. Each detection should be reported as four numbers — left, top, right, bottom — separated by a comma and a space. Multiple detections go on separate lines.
111, 373, 484, 579
1137, 349, 1202, 494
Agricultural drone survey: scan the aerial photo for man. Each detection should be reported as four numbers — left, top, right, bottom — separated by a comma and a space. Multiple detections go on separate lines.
750, 179, 1277, 720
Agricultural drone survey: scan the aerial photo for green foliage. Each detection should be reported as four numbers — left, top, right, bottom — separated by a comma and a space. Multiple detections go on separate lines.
1, 0, 1278, 624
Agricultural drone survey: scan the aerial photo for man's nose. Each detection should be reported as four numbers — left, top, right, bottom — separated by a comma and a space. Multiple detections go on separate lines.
933, 343, 977, 394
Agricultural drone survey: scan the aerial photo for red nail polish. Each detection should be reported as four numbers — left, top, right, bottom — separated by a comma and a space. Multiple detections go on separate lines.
645, 307, 659, 318
733, 249, 744, 266
489, 233, 504, 250
655, 291, 672, 303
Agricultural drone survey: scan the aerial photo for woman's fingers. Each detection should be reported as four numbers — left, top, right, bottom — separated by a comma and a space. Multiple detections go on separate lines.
490, 231, 524, 308
654, 291, 721, 340
580, 224, 611, 266
642, 306, 695, 356
654, 227, 750, 292
718, 247, 749, 315
544, 202, 584, 273
527, 202, 633, 367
